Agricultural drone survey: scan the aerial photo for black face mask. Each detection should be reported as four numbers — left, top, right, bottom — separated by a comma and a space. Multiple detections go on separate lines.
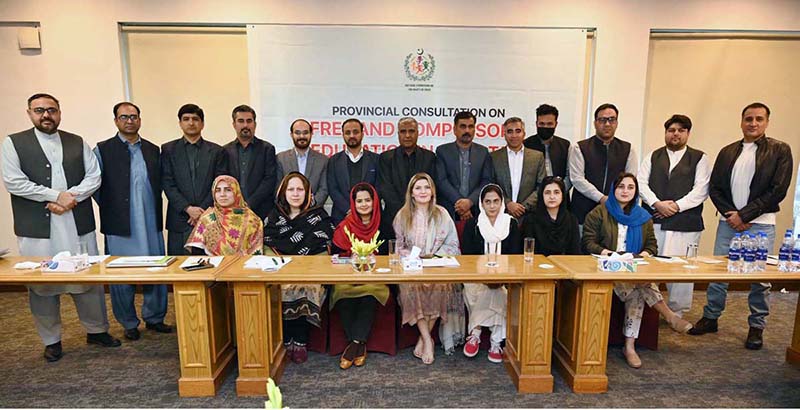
537, 127, 555, 140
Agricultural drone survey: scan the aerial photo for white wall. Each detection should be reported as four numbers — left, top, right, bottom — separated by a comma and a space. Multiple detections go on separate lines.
1, 0, 799, 254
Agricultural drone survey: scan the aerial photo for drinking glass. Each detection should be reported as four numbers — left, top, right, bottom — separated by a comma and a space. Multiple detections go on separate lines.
486, 242, 500, 267
685, 243, 699, 268
524, 237, 535, 263
388, 239, 401, 265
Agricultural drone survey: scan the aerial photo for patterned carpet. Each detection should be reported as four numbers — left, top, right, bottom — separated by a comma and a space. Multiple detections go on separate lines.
0, 289, 798, 408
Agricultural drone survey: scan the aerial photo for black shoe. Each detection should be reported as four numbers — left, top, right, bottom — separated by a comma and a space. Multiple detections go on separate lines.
86, 332, 122, 347
745, 327, 763, 350
44, 342, 63, 362
145, 322, 173, 333
124, 327, 141, 341
688, 317, 718, 335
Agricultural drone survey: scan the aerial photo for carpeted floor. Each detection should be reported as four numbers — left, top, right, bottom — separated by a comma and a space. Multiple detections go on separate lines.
0, 289, 798, 408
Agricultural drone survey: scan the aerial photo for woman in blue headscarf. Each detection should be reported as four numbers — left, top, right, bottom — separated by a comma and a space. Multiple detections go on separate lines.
582, 172, 692, 368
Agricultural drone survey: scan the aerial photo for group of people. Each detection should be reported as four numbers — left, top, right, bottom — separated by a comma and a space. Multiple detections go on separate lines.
3, 93, 792, 371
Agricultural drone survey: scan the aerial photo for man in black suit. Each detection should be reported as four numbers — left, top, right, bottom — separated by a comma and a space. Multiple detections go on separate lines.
435, 111, 494, 221
378, 116, 436, 233
161, 104, 228, 255
523, 104, 571, 190
223, 105, 277, 220
327, 118, 379, 224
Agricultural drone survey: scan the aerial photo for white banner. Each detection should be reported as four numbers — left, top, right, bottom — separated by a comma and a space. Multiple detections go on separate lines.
248, 25, 587, 155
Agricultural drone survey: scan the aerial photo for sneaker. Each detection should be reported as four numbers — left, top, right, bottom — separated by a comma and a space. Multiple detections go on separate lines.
487, 345, 503, 363
463, 334, 480, 358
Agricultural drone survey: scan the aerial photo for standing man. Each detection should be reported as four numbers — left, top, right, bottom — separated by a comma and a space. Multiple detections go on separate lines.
161, 104, 228, 255
223, 105, 277, 219
377, 116, 436, 236
435, 111, 494, 221
690, 102, 793, 350
327, 118, 379, 224
2, 93, 120, 362
524, 104, 571, 190
95, 102, 171, 340
638, 114, 710, 317
491, 117, 545, 224
569, 103, 638, 224
276, 118, 329, 206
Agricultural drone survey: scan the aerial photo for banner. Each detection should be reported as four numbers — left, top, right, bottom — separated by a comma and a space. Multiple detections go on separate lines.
248, 25, 588, 155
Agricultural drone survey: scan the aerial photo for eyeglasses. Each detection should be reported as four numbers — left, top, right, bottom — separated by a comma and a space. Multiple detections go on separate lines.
596, 116, 617, 124
31, 107, 59, 115
117, 114, 140, 122
293, 130, 310, 136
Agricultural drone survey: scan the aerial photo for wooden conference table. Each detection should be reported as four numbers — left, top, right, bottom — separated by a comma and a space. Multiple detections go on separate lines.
548, 255, 800, 394
0, 255, 239, 397
217, 254, 567, 395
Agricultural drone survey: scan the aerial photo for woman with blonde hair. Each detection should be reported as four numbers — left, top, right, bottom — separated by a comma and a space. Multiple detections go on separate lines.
394, 172, 464, 365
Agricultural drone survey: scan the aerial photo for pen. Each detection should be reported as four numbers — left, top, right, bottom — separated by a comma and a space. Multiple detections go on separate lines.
270, 257, 278, 266
280, 256, 285, 264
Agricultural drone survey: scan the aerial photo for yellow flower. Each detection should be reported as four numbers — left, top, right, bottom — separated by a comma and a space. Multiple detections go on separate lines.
345, 226, 384, 256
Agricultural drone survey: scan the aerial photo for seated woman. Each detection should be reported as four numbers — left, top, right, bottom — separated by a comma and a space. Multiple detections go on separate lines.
330, 183, 390, 370
185, 175, 263, 256
263, 172, 335, 364
523, 176, 581, 256
394, 172, 463, 365
582, 172, 692, 368
460, 184, 521, 363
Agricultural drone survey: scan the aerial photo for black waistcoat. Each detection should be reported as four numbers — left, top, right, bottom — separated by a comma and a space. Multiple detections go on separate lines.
96, 135, 162, 235
524, 134, 570, 178
644, 146, 704, 232
571, 136, 631, 223
8, 128, 95, 238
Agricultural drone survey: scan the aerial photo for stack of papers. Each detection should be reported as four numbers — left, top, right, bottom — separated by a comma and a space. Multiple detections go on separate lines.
244, 256, 292, 271
106, 256, 176, 268
421, 257, 460, 268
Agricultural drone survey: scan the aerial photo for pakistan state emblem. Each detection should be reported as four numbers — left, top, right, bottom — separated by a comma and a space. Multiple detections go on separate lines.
404, 48, 435, 82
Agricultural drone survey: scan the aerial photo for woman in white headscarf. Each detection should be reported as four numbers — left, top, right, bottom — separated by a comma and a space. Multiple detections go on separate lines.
460, 184, 522, 363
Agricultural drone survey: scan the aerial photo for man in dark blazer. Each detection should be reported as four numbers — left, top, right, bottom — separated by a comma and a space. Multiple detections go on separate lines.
491, 117, 545, 225
435, 111, 494, 221
523, 104, 571, 190
161, 103, 228, 255
223, 105, 277, 220
327, 118, 379, 224
276, 118, 329, 206
378, 116, 436, 234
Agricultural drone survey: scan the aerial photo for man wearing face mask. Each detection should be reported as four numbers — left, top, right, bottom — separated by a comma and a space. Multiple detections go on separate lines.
223, 105, 277, 220
524, 104, 571, 191
569, 103, 638, 224
276, 118, 329, 207
327, 118, 379, 224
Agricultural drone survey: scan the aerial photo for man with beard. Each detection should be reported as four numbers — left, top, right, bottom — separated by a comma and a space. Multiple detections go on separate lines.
377, 117, 436, 238
435, 111, 494, 221
568, 103, 637, 224
161, 104, 228, 255
523, 104, 571, 190
638, 114, 710, 318
277, 118, 329, 207
223, 105, 278, 219
327, 118, 379, 224
2, 93, 120, 362
95, 102, 171, 340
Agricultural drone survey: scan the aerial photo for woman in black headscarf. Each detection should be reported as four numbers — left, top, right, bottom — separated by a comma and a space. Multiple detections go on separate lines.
523, 176, 581, 256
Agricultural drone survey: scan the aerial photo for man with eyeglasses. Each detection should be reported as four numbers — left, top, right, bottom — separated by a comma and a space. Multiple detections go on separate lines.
2, 93, 120, 362
161, 104, 228, 255
327, 118, 379, 224
638, 114, 710, 318
94, 102, 171, 341
569, 103, 638, 224
276, 118, 329, 207
223, 105, 277, 219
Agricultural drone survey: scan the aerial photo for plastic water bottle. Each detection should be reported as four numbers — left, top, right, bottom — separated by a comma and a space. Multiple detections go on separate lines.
791, 234, 800, 272
742, 233, 756, 273
728, 233, 742, 273
778, 230, 793, 272
756, 232, 768, 272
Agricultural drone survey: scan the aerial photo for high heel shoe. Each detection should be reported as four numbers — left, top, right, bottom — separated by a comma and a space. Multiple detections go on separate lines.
353, 342, 367, 367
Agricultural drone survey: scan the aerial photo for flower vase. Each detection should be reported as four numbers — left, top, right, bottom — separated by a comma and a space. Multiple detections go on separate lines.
351, 254, 376, 273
